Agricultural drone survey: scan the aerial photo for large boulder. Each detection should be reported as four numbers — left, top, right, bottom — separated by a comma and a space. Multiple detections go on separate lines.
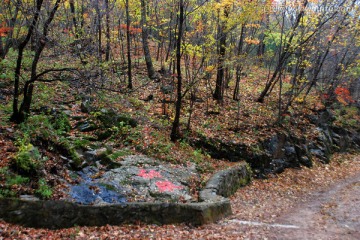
67, 155, 199, 204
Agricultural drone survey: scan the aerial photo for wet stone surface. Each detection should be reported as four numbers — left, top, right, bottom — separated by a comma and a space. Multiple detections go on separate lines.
69, 167, 127, 205
67, 155, 199, 204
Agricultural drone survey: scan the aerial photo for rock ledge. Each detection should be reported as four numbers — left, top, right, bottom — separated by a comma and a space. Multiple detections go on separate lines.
0, 162, 251, 229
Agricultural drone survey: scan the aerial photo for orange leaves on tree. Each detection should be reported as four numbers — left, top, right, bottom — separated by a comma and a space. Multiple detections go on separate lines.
334, 87, 354, 105
244, 37, 260, 45
195, 21, 205, 33
0, 22, 13, 37
118, 24, 142, 35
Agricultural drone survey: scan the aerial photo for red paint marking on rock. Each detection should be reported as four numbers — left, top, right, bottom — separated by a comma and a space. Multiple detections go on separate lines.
156, 181, 183, 192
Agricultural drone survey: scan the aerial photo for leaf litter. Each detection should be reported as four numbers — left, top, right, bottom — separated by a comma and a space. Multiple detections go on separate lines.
1, 153, 359, 239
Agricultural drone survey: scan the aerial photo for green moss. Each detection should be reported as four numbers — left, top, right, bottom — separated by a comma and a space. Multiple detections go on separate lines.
109, 150, 131, 161
32, 83, 58, 109
238, 175, 250, 187
129, 97, 144, 109
73, 138, 91, 149
69, 149, 83, 168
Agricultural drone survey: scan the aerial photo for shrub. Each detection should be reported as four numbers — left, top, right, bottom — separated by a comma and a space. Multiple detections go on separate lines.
13, 135, 42, 174
0, 189, 16, 198
35, 178, 52, 199
6, 175, 29, 186
0, 167, 29, 198
17, 113, 78, 167
334, 106, 359, 129
52, 112, 71, 133
19, 114, 54, 141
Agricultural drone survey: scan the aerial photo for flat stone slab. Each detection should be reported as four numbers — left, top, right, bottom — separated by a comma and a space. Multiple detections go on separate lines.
67, 155, 198, 204
0, 161, 251, 229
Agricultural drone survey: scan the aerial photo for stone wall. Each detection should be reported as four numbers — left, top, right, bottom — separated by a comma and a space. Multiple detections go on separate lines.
0, 162, 251, 229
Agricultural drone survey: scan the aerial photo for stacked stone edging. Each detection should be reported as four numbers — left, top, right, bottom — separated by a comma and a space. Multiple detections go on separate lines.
200, 163, 251, 201
0, 162, 251, 229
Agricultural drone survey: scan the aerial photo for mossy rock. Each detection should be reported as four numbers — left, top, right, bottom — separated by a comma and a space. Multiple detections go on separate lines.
97, 109, 137, 128
95, 129, 113, 141
97, 150, 122, 169
69, 149, 84, 170
117, 115, 137, 128
76, 121, 98, 132
12, 145, 42, 176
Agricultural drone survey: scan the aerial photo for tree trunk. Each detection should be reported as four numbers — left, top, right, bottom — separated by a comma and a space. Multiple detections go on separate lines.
170, 0, 184, 142
140, 0, 156, 79
69, 0, 79, 38
22, 0, 60, 116
233, 24, 246, 101
105, 0, 111, 61
126, 0, 132, 89
10, 0, 44, 123
95, 1, 102, 62
213, 7, 229, 101
11, 0, 60, 123
165, 11, 174, 63
256, 0, 308, 103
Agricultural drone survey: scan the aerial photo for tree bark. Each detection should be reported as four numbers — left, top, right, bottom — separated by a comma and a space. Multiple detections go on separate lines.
170, 0, 184, 142
233, 24, 246, 101
69, 0, 79, 38
21, 0, 61, 115
95, 1, 102, 62
10, 0, 60, 123
126, 0, 132, 89
10, 0, 44, 123
140, 0, 156, 79
105, 0, 111, 61
213, 7, 229, 101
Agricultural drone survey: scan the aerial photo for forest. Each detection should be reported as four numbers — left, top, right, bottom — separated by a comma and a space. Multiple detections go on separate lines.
0, 0, 360, 237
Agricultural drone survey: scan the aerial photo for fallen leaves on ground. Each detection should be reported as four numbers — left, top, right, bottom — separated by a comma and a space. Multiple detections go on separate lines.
1, 153, 359, 239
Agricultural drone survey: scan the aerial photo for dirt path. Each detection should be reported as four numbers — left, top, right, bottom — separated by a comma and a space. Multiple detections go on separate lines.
1, 154, 360, 239
272, 172, 360, 239
179, 154, 360, 240
221, 172, 360, 240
